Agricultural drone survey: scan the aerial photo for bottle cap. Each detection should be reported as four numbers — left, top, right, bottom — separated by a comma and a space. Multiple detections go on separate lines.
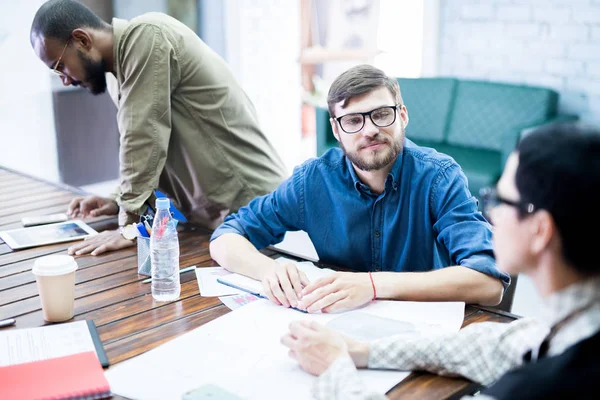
156, 198, 170, 209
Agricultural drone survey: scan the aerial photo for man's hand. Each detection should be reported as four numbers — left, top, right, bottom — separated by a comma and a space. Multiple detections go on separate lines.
68, 230, 135, 256
67, 195, 118, 219
281, 320, 350, 376
261, 262, 310, 309
298, 272, 374, 313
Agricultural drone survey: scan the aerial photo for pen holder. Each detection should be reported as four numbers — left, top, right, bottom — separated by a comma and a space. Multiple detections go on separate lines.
137, 236, 152, 276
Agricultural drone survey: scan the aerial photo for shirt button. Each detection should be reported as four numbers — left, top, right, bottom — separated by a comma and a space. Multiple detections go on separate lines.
393, 182, 398, 189
374, 231, 381, 238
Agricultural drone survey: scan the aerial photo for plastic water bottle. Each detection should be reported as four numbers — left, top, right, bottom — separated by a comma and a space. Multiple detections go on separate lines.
150, 198, 181, 301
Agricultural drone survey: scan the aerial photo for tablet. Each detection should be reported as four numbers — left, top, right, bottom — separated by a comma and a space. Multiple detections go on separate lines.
0, 220, 97, 250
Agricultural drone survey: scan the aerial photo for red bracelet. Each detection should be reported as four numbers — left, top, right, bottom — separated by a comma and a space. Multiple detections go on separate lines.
368, 271, 377, 301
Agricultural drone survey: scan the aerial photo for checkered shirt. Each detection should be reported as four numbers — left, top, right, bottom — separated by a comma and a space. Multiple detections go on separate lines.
312, 278, 600, 400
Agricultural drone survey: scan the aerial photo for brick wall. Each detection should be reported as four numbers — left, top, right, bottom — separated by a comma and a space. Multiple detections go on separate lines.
439, 0, 600, 123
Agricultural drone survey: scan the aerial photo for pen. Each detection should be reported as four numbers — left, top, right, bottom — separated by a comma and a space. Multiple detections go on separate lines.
142, 266, 195, 283
143, 220, 152, 236
0, 318, 16, 328
136, 222, 150, 238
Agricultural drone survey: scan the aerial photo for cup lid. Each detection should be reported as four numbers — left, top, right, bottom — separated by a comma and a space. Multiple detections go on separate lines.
32, 255, 78, 276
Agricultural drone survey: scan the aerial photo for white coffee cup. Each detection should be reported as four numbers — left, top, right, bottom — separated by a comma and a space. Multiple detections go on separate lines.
32, 255, 78, 322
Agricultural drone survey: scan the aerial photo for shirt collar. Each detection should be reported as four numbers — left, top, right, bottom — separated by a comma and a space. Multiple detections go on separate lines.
346, 144, 404, 194
539, 276, 600, 328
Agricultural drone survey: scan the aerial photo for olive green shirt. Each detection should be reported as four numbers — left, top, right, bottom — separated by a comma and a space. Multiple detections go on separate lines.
106, 13, 286, 228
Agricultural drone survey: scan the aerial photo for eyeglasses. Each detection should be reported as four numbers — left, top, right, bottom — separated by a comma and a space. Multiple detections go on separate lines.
52, 39, 70, 77
334, 105, 400, 134
480, 187, 536, 215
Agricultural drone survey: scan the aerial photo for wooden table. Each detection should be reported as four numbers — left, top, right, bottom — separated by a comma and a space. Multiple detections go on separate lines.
0, 167, 516, 399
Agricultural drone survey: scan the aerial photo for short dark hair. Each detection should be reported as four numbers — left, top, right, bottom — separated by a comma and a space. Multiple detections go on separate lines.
327, 64, 403, 118
30, 0, 107, 44
516, 124, 600, 275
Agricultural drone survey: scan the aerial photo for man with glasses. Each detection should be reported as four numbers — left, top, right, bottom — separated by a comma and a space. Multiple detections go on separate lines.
210, 64, 508, 311
281, 125, 600, 399
29, 0, 287, 255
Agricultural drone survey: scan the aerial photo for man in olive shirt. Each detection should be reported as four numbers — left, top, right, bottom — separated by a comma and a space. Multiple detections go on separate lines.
30, 0, 287, 255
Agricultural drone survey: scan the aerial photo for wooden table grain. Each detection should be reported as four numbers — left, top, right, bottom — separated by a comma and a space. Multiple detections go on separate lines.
0, 167, 516, 399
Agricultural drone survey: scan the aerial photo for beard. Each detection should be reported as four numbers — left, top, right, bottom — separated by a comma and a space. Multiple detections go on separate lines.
72, 50, 107, 95
340, 125, 405, 172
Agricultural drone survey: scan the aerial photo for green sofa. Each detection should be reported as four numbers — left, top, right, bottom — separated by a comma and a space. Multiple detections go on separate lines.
316, 78, 577, 204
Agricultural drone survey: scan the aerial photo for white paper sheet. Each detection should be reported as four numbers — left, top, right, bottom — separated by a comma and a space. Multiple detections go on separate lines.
105, 300, 465, 400
216, 272, 264, 295
219, 293, 260, 310
290, 260, 335, 281
216, 257, 335, 297
195, 267, 243, 297
0, 320, 95, 366
197, 258, 332, 298
270, 231, 319, 262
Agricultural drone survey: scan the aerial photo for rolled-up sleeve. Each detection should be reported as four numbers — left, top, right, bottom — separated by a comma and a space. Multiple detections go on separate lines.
431, 163, 510, 288
115, 24, 180, 225
210, 164, 306, 249
367, 318, 547, 386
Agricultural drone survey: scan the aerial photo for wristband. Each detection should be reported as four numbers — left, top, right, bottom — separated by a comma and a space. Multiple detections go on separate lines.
368, 271, 377, 301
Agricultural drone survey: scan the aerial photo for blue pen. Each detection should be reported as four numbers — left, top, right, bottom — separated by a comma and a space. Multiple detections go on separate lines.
136, 222, 150, 238
217, 278, 308, 313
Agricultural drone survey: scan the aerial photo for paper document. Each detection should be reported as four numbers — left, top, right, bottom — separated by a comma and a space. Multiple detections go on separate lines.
281, 258, 335, 281
219, 293, 260, 310
270, 230, 319, 262
105, 300, 465, 400
217, 257, 335, 298
0, 321, 96, 366
195, 267, 243, 297
197, 258, 330, 298
217, 273, 263, 295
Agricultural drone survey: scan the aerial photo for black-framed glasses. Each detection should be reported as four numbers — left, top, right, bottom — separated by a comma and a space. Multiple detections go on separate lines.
334, 105, 400, 134
52, 39, 70, 77
480, 187, 536, 215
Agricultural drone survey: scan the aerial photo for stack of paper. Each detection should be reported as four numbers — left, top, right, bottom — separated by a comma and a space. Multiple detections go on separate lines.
195, 257, 335, 310
105, 298, 465, 400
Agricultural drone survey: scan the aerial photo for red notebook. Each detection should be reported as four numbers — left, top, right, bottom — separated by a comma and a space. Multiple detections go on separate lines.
0, 351, 111, 400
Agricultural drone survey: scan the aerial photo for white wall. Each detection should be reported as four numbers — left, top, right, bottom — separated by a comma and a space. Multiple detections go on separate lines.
223, 0, 304, 173
438, 0, 600, 315
439, 0, 600, 124
113, 0, 167, 19
0, 0, 59, 182
376, 0, 424, 78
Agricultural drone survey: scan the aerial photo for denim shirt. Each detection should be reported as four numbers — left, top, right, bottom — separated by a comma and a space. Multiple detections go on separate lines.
211, 140, 509, 286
